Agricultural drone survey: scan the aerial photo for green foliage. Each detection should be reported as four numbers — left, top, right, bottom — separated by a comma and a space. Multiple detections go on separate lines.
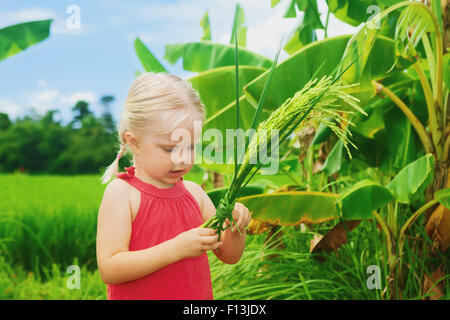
134, 37, 167, 73
0, 100, 118, 174
0, 20, 52, 61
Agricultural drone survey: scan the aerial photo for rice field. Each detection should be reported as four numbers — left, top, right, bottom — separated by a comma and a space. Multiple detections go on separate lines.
0, 171, 448, 300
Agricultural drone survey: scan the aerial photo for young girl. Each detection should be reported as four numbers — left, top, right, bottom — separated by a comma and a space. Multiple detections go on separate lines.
96, 72, 251, 300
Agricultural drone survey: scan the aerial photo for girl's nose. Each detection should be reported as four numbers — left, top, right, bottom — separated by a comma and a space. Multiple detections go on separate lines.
172, 146, 192, 165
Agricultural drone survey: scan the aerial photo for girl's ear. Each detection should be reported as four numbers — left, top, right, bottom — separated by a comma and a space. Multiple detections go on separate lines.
124, 132, 140, 154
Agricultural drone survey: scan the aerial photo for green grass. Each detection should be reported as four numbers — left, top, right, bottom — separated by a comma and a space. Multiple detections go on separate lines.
0, 170, 448, 300
0, 173, 103, 277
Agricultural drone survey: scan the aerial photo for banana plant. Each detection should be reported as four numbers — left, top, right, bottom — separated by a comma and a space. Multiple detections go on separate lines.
270, 0, 404, 54
133, 7, 410, 179
313, 153, 443, 298
294, 2, 449, 257
0, 19, 52, 61
338, 1, 449, 254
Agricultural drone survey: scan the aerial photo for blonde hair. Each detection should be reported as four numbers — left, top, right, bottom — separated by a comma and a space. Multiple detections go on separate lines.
101, 72, 206, 184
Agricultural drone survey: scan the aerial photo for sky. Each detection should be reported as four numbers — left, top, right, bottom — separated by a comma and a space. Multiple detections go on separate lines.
0, 0, 358, 126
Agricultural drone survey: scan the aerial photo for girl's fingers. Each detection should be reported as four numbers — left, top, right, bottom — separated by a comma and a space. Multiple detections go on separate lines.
202, 234, 219, 244
199, 227, 217, 236
203, 241, 223, 251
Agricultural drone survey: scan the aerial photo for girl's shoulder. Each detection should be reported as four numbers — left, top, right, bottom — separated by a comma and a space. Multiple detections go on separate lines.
104, 177, 133, 197
104, 178, 140, 222
182, 180, 205, 212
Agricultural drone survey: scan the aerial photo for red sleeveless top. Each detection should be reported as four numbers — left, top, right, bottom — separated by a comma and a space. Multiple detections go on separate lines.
107, 166, 214, 300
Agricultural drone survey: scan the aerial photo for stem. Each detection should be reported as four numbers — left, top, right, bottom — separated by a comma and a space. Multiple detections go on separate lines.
413, 62, 442, 158
372, 211, 395, 267
234, 21, 240, 183
397, 199, 438, 264
324, 8, 330, 39
388, 202, 398, 236
280, 167, 300, 185
444, 133, 450, 162
373, 81, 434, 154
421, 34, 436, 94
430, 4, 444, 109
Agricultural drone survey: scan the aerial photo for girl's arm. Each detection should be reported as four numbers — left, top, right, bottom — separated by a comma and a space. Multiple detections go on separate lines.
184, 181, 250, 265
96, 179, 181, 284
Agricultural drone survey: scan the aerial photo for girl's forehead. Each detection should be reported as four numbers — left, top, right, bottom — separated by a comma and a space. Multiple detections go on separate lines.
143, 110, 203, 143
151, 121, 202, 144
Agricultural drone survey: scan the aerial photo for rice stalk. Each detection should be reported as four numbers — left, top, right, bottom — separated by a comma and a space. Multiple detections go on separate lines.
201, 22, 366, 239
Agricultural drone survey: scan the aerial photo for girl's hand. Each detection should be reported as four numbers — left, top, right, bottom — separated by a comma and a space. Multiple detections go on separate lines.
227, 202, 251, 233
173, 227, 223, 259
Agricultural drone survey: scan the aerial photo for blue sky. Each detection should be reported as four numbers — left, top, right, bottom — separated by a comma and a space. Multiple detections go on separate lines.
0, 0, 357, 125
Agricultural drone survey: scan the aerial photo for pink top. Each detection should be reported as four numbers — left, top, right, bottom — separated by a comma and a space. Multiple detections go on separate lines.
107, 166, 213, 300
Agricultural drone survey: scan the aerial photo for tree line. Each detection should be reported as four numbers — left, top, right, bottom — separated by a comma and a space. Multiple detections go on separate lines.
0, 96, 124, 174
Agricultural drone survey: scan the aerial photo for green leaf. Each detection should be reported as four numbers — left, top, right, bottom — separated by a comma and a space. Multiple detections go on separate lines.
245, 35, 408, 112
395, 5, 434, 59
337, 179, 395, 220
189, 65, 267, 134
164, 42, 272, 72
230, 4, 247, 47
283, 0, 323, 54
134, 37, 167, 73
207, 185, 264, 208
0, 19, 52, 61
188, 65, 270, 173
434, 188, 450, 210
284, 22, 317, 54
284, 0, 298, 18
200, 11, 211, 41
271, 0, 283, 8
321, 139, 345, 175
311, 117, 334, 145
338, 1, 419, 87
326, 0, 372, 26
431, 0, 443, 36
352, 101, 386, 139
443, 53, 450, 91
326, 0, 403, 27
239, 191, 339, 225
382, 93, 418, 170
386, 153, 434, 204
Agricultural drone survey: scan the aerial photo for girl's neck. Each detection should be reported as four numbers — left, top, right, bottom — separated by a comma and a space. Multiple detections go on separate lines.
134, 166, 174, 189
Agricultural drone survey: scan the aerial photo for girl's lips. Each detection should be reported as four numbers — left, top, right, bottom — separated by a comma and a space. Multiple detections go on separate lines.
168, 169, 185, 178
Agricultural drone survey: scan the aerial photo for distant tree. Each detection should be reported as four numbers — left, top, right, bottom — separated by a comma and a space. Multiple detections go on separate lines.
100, 95, 114, 106
70, 100, 93, 129
99, 95, 116, 133
40, 110, 61, 126
0, 112, 12, 130
0, 119, 45, 172
0, 96, 121, 174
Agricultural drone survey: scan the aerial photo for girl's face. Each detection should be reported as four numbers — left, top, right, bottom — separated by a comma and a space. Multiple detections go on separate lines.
126, 115, 201, 188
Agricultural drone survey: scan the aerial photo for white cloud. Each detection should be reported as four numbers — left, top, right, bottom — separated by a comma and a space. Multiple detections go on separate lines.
30, 89, 60, 114
60, 91, 97, 107
9, 89, 100, 125
0, 97, 24, 119
37, 78, 48, 88
120, 0, 350, 63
